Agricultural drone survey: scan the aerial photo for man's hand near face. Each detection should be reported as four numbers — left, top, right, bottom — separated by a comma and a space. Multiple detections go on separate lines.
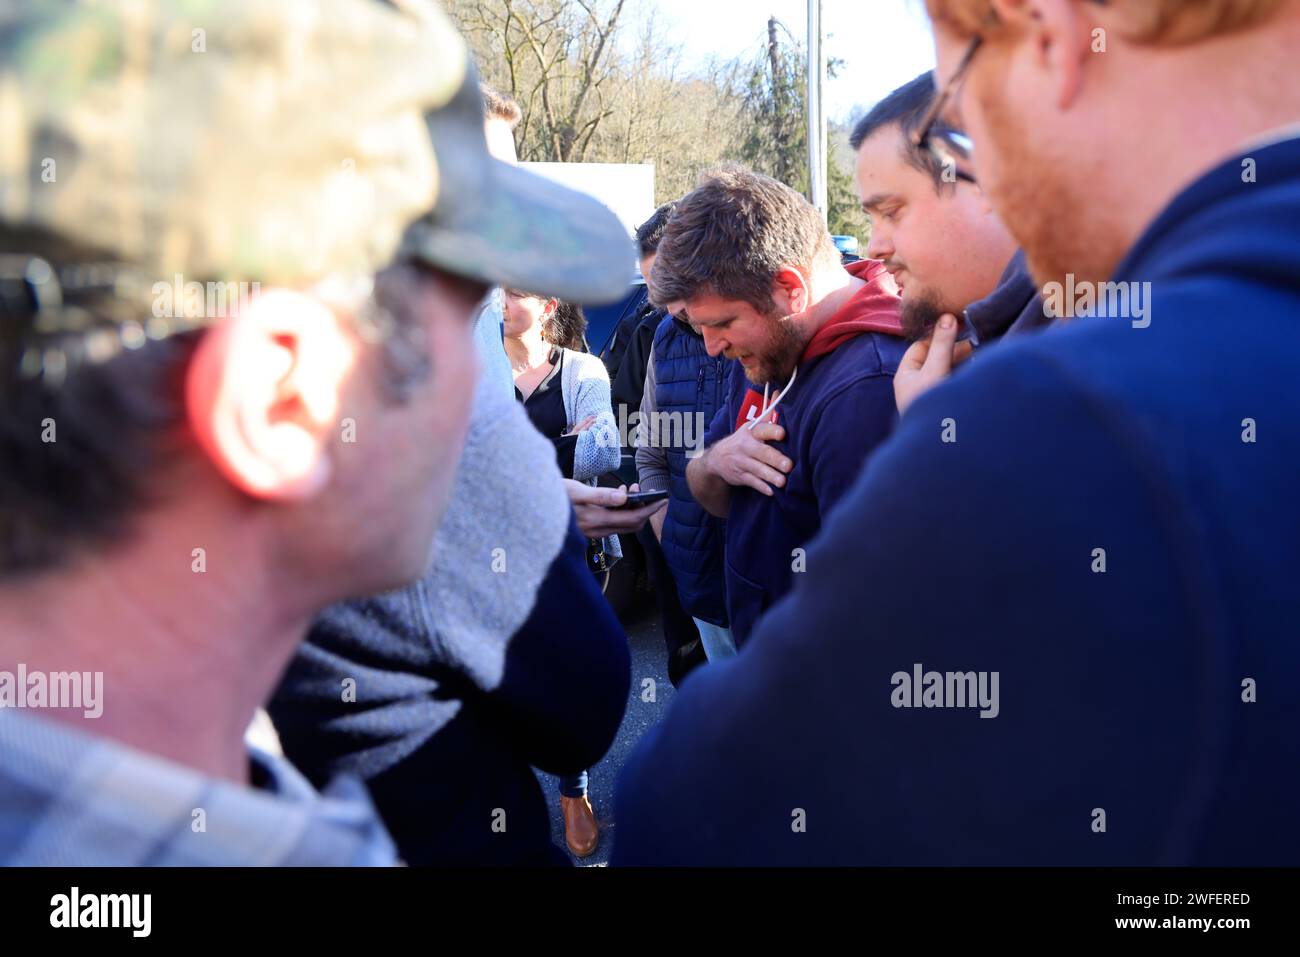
686, 422, 793, 518
894, 313, 974, 415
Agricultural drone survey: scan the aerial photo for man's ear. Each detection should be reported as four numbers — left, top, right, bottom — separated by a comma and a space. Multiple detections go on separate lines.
990, 0, 1091, 111
773, 268, 812, 316
186, 289, 356, 502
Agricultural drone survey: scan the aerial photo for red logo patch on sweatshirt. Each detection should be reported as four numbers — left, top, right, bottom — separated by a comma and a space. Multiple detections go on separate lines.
737, 387, 779, 431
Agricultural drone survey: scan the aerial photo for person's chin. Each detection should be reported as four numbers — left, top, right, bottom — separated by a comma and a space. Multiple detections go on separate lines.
350, 550, 421, 598
749, 360, 784, 386
900, 291, 949, 342
739, 356, 765, 383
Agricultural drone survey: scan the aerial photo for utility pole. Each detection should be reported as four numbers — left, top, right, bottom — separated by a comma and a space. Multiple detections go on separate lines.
768, 17, 790, 186
807, 0, 827, 222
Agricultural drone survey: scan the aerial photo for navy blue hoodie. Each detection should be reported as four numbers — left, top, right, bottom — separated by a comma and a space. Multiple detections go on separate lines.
612, 133, 1300, 865
702, 259, 906, 646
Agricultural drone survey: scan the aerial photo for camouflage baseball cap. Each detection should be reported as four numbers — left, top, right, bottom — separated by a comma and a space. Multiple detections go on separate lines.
0, 0, 633, 300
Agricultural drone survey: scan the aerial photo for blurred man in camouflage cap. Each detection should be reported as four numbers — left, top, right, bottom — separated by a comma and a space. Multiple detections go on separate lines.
0, 0, 631, 865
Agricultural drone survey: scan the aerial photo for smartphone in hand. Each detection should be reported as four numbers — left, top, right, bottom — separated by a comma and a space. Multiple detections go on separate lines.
616, 489, 669, 510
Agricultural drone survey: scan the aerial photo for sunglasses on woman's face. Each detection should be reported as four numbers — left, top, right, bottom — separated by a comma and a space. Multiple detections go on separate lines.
912, 35, 983, 185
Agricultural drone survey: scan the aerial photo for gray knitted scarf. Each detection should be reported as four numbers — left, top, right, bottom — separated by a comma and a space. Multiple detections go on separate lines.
417, 372, 571, 689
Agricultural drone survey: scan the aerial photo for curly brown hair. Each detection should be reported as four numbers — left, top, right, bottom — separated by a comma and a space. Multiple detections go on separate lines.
542, 299, 587, 352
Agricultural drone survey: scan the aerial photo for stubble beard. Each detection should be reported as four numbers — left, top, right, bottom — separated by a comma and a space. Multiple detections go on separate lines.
750, 313, 809, 385
900, 288, 953, 342
979, 85, 1128, 295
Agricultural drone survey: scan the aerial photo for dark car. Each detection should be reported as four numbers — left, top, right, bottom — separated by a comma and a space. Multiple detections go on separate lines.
833, 234, 862, 264
587, 278, 648, 364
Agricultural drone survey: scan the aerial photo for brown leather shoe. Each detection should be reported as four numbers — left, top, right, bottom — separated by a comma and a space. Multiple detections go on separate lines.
561, 794, 599, 857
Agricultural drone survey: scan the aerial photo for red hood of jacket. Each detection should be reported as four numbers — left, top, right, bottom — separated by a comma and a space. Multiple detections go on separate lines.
800, 259, 904, 364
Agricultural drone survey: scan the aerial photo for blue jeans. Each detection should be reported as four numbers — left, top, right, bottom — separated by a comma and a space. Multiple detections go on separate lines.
559, 771, 588, 798
693, 618, 737, 661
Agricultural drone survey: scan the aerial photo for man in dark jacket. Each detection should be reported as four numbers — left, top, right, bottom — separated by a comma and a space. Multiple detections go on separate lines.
610, 203, 680, 420
660, 165, 908, 647
268, 34, 643, 867
613, 0, 1300, 864
636, 311, 735, 659
613, 202, 711, 684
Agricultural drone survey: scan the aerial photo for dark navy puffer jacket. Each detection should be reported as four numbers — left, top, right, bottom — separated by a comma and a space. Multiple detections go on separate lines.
652, 315, 730, 626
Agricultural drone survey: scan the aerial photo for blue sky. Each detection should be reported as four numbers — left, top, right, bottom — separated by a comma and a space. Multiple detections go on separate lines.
640, 0, 938, 123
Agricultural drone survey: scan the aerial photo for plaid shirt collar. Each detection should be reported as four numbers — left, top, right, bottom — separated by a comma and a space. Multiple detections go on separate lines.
0, 710, 395, 866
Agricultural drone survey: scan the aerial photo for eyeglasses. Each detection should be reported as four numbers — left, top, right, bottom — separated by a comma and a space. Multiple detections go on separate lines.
912, 36, 983, 186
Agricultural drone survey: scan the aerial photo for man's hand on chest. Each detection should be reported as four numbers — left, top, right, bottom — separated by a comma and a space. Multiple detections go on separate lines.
704, 422, 794, 497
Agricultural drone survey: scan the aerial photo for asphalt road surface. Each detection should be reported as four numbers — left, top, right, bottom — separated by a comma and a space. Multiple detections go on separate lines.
536, 593, 678, 867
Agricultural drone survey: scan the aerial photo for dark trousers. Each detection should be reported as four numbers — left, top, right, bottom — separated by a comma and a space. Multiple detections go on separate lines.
635, 525, 705, 687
